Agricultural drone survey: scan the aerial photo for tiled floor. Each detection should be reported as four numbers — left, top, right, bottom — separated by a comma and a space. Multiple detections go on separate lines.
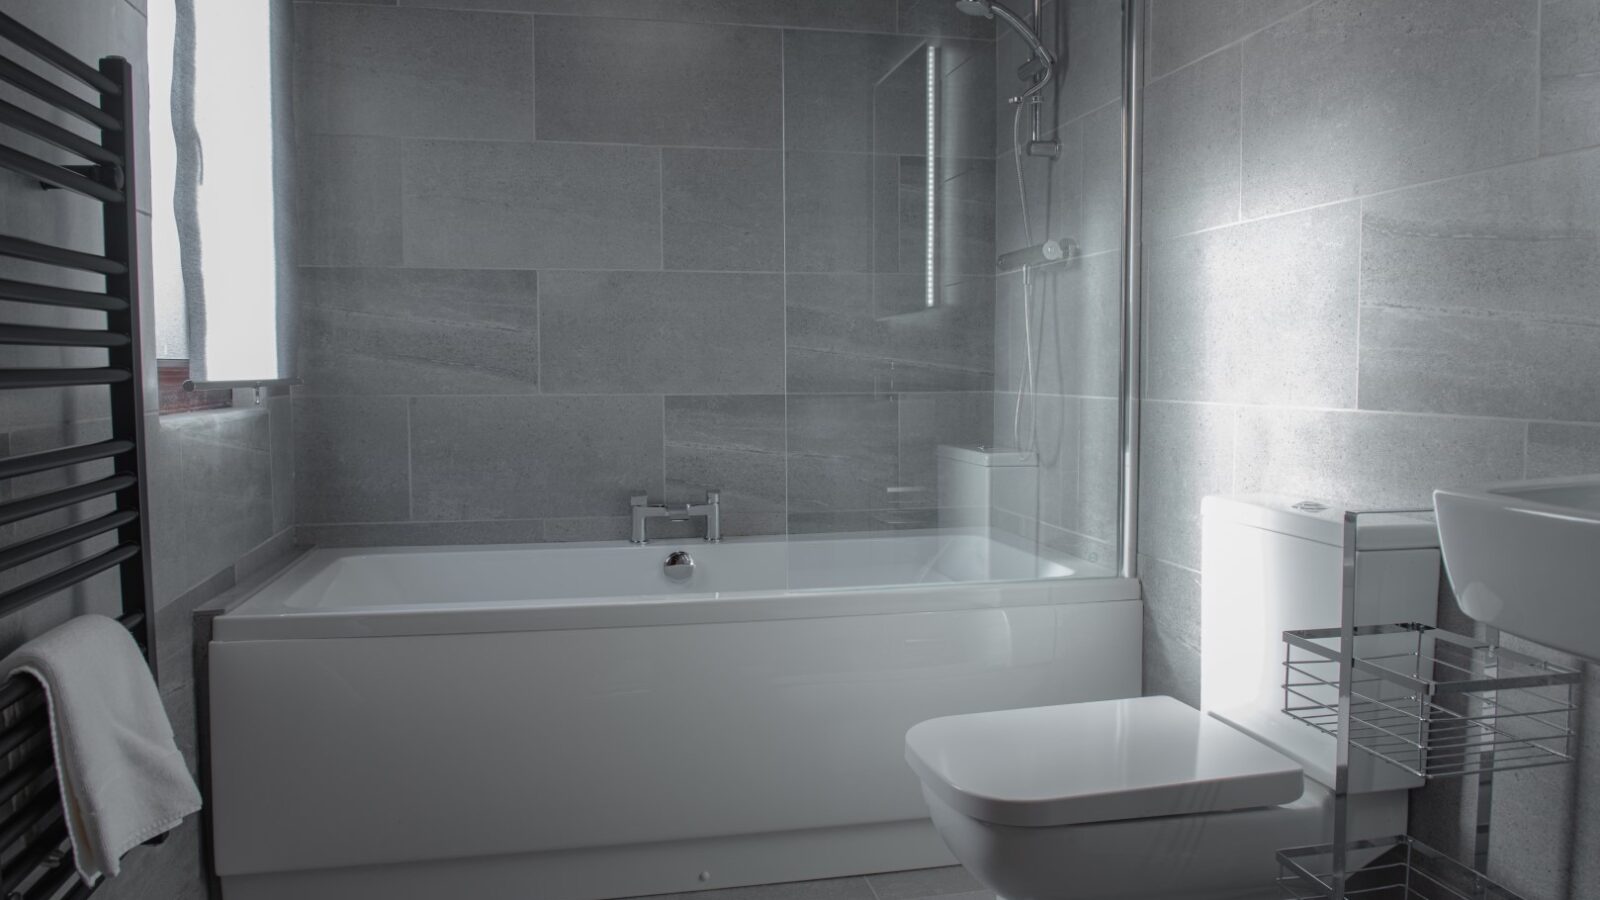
632, 866, 990, 900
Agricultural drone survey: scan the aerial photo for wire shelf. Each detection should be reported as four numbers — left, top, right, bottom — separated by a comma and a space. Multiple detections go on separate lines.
1282, 623, 1581, 780
1278, 835, 1527, 900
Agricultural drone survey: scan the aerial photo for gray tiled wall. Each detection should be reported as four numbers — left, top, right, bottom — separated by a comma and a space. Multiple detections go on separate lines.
1136, 2, 1599, 897
1, 2, 295, 897
292, 0, 999, 544
988, 0, 1126, 569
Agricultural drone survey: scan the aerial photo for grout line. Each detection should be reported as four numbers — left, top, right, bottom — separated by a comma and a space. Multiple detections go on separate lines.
1143, 0, 1321, 88
780, 30, 792, 538
537, 10, 544, 141
295, 0, 998, 41
1353, 196, 1363, 410
1237, 35, 1246, 223
342, 131, 986, 162
1532, 0, 1543, 154
1522, 420, 1532, 479
1148, 141, 1600, 249
533, 270, 543, 394
1138, 396, 1600, 431
657, 147, 666, 270
405, 398, 414, 520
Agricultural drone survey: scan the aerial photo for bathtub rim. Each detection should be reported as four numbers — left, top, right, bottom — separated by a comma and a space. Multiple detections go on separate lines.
214, 530, 1138, 643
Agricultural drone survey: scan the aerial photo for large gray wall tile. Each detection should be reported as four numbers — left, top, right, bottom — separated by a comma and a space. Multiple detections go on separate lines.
160, 412, 276, 597
269, 394, 294, 532
295, 4, 533, 140
1233, 408, 1528, 508
786, 151, 875, 273
535, 17, 781, 148
887, 276, 995, 375
787, 394, 901, 514
898, 0, 993, 39
293, 396, 411, 524
298, 267, 539, 395
996, 118, 1081, 257
665, 395, 786, 520
1145, 203, 1359, 408
1136, 400, 1235, 570
784, 30, 920, 155
1359, 152, 1600, 420
394, 0, 898, 32
402, 140, 661, 269
1078, 103, 1124, 257
1142, 45, 1240, 241
1138, 555, 1202, 706
1007, 250, 1122, 399
1541, 0, 1600, 153
297, 135, 402, 266
539, 271, 784, 394
786, 31, 991, 159
410, 395, 664, 520
298, 520, 545, 548
1146, 0, 1309, 79
1526, 423, 1600, 477
662, 148, 783, 272
1241, 0, 1539, 218
1362, 152, 1600, 324
1076, 395, 1120, 544
1358, 306, 1600, 422
786, 274, 891, 393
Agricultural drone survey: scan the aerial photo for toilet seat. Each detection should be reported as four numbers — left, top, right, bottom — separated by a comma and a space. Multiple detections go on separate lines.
904, 695, 1305, 828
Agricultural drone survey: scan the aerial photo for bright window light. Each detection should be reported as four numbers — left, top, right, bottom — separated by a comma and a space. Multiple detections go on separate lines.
149, 0, 281, 382
192, 0, 279, 380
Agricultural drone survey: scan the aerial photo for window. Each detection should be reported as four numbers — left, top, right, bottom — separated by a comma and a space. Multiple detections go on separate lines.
149, 0, 292, 412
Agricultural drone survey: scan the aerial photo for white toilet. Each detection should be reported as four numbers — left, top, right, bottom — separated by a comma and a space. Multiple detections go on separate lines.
906, 496, 1442, 900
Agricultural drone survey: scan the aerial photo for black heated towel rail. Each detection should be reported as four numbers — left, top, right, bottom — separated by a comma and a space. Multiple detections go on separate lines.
0, 8, 157, 898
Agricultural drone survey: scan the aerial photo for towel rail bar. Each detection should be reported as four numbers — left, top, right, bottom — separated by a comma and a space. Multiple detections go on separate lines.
0, 511, 141, 575
0, 21, 155, 898
0, 12, 121, 95
0, 236, 127, 276
0, 475, 138, 529
0, 279, 126, 312
0, 368, 132, 389
0, 58, 121, 132
0, 441, 134, 481
0, 99, 122, 166
0, 324, 130, 349
0, 145, 122, 203
0, 544, 143, 621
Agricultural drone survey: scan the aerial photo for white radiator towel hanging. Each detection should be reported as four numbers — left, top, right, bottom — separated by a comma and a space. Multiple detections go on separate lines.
0, 614, 202, 884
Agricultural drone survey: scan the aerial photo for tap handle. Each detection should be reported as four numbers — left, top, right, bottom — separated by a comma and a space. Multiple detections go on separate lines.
630, 493, 650, 508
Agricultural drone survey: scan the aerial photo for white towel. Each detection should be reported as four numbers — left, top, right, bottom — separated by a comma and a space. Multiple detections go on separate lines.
0, 614, 202, 884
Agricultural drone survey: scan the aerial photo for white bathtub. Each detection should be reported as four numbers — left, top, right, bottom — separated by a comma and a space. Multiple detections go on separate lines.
209, 530, 1142, 900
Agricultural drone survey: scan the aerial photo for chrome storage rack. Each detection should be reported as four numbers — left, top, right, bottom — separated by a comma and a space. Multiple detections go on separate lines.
1273, 510, 1583, 900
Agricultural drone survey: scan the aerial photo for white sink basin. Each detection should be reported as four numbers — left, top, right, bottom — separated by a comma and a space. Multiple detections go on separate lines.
1434, 476, 1600, 663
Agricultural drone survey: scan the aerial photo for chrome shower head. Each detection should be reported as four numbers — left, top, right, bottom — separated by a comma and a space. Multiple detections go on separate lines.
952, 0, 1056, 90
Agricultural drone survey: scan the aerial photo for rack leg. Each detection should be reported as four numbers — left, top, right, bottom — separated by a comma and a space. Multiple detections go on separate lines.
1473, 627, 1500, 874
1330, 512, 1360, 900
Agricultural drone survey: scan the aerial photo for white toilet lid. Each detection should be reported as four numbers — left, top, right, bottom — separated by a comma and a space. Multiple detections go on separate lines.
905, 696, 1304, 827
